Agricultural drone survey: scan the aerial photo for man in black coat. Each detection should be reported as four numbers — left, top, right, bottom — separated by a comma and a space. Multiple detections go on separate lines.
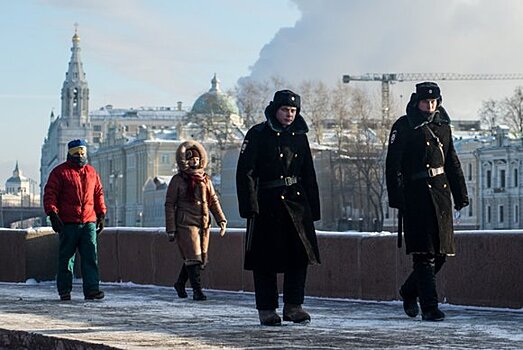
236, 89, 321, 326
386, 82, 469, 321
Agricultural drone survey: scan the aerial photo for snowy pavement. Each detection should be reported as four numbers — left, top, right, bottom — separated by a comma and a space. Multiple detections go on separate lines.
0, 281, 522, 349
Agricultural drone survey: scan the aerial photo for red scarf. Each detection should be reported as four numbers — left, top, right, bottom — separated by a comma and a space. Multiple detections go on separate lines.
185, 169, 206, 200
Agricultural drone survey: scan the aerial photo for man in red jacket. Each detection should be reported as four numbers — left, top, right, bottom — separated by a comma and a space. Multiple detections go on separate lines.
44, 139, 107, 301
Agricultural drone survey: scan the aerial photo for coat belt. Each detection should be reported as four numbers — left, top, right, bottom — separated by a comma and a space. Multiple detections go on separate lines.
411, 166, 444, 180
259, 176, 299, 189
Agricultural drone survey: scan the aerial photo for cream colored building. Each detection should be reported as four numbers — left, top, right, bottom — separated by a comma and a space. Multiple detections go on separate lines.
89, 75, 245, 228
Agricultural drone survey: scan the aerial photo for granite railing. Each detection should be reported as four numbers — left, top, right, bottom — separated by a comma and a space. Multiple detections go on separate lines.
0, 227, 521, 309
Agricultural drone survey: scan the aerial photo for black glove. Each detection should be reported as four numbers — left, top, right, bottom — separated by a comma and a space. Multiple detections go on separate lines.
454, 198, 470, 211
167, 231, 177, 242
96, 214, 105, 235
48, 211, 63, 233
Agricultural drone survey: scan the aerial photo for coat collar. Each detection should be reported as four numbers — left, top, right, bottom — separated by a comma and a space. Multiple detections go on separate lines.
405, 94, 450, 129
263, 104, 309, 134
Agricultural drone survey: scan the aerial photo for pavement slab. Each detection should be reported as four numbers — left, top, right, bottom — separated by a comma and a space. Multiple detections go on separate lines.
0, 282, 521, 349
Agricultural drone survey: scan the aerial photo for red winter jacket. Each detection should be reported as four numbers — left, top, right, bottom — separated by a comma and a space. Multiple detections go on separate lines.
44, 161, 106, 223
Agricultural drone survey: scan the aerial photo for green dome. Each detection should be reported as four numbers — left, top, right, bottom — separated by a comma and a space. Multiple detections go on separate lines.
191, 74, 240, 115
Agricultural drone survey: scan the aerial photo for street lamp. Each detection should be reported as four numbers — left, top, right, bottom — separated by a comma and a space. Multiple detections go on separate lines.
20, 187, 26, 229
109, 172, 124, 227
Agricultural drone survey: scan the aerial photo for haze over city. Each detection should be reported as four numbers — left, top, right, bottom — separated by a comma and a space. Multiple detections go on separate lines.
2, 0, 523, 185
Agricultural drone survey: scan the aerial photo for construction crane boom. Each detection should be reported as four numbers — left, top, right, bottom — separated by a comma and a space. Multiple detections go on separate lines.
342, 73, 523, 121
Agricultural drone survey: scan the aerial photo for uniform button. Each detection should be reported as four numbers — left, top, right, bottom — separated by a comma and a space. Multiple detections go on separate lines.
281, 195, 285, 200
297, 191, 301, 196
276, 132, 280, 136
197, 201, 201, 205
294, 154, 298, 158
426, 141, 430, 146
292, 132, 295, 136
280, 175, 284, 179
428, 184, 432, 188
426, 164, 430, 168
280, 153, 283, 158
443, 183, 447, 188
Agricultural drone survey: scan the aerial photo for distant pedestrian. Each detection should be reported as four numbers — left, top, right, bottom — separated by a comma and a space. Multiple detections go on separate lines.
236, 89, 321, 326
165, 140, 227, 301
386, 82, 469, 321
44, 139, 106, 301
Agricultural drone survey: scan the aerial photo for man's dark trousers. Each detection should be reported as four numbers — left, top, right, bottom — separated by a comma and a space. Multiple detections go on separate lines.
57, 223, 100, 297
253, 267, 307, 310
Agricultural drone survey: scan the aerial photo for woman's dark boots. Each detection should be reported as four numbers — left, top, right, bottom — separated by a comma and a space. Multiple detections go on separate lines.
174, 265, 188, 298
415, 259, 445, 321
187, 264, 207, 301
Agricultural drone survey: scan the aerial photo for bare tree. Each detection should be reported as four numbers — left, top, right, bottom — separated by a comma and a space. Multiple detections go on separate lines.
478, 99, 500, 131
235, 76, 293, 128
232, 79, 393, 231
334, 86, 391, 231
235, 78, 271, 128
328, 83, 354, 228
298, 80, 331, 144
502, 86, 523, 137
478, 86, 523, 137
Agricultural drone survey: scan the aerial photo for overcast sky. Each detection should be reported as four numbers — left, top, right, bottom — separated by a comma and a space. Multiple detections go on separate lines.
1, 0, 523, 186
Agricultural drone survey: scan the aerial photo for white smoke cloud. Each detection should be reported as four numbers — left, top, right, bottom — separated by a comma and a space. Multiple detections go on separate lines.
245, 0, 523, 119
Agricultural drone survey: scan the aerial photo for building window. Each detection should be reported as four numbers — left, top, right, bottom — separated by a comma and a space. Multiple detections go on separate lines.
514, 169, 518, 187
468, 198, 473, 217
161, 154, 170, 164
515, 205, 519, 223
468, 163, 472, 181
499, 205, 504, 223
73, 88, 78, 106
93, 125, 102, 132
487, 206, 491, 223
500, 169, 506, 188
486, 170, 491, 188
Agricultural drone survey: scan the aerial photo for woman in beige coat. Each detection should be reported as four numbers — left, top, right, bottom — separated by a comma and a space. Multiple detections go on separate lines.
165, 140, 227, 300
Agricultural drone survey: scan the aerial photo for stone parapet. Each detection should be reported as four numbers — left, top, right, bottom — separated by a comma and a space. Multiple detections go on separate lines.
1, 228, 521, 309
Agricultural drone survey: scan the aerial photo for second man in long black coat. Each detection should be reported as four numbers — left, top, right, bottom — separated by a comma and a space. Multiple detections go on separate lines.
236, 89, 321, 326
386, 82, 469, 321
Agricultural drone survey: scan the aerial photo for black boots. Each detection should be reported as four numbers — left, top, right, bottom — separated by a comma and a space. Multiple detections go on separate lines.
258, 310, 282, 326
399, 271, 419, 317
399, 285, 419, 318
283, 303, 311, 323
401, 255, 447, 320
174, 265, 188, 298
415, 258, 445, 322
175, 264, 206, 301
84, 290, 105, 300
186, 264, 207, 301
422, 307, 445, 321
258, 305, 310, 326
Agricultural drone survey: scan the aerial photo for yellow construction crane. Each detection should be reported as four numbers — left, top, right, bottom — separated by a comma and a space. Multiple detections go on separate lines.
342, 73, 523, 121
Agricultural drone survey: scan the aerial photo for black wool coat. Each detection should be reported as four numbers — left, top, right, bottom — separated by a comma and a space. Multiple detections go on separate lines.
385, 98, 468, 255
236, 112, 321, 272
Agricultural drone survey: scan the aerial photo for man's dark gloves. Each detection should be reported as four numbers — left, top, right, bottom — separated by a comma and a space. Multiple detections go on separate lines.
454, 198, 470, 211
49, 211, 63, 233
96, 214, 105, 235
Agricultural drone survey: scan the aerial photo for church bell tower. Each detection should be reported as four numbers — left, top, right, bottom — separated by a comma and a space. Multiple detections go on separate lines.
60, 25, 89, 127
40, 26, 92, 194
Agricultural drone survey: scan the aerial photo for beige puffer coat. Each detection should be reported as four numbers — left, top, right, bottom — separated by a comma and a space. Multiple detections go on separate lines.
165, 140, 226, 265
